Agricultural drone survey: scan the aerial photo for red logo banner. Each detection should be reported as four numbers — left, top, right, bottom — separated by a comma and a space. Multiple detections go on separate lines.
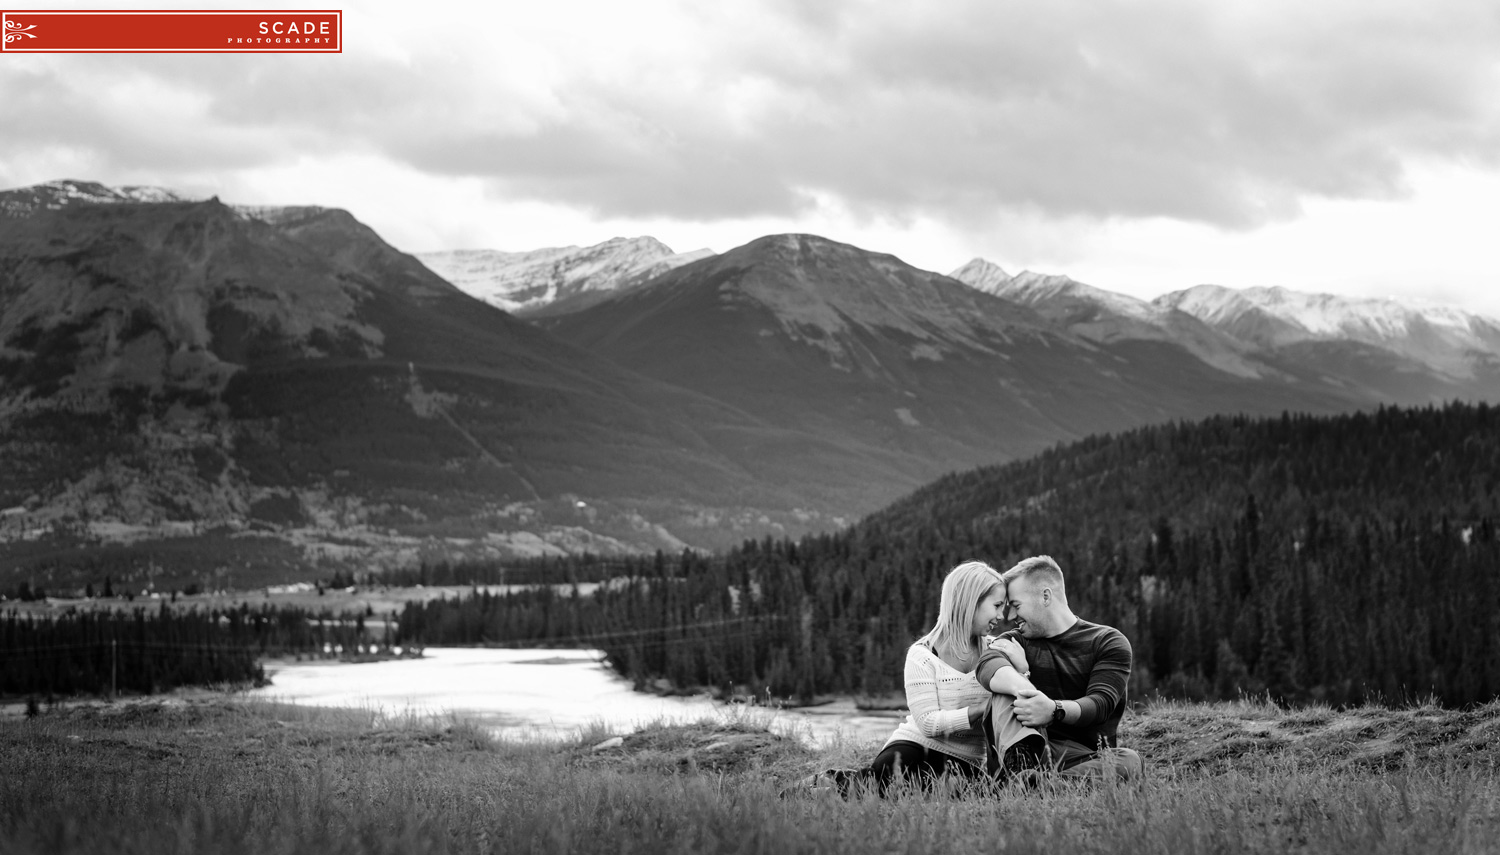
1, 9, 341, 52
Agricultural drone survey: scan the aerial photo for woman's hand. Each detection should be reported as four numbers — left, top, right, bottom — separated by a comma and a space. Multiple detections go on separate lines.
963, 701, 989, 734
988, 636, 1028, 674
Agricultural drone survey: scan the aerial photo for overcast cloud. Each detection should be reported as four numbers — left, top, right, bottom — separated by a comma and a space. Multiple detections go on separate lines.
2, 0, 1499, 309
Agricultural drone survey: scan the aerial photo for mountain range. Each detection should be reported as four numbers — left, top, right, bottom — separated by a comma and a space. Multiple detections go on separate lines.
950, 262, 1500, 404
0, 181, 851, 587
415, 238, 713, 317
537, 234, 1357, 492
423, 232, 1500, 400
3, 179, 1498, 590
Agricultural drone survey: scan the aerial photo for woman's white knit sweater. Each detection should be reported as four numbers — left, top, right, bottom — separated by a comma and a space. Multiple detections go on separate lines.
883, 643, 993, 766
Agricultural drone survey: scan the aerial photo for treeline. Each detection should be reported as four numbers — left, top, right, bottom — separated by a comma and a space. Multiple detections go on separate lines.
380, 555, 637, 587
1, 603, 390, 697
4, 575, 206, 603
392, 403, 1500, 707
391, 551, 806, 696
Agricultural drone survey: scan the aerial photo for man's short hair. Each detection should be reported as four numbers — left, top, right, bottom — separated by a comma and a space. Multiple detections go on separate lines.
1001, 555, 1066, 599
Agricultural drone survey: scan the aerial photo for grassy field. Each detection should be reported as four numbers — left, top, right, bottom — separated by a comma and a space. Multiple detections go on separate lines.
2, 695, 1497, 854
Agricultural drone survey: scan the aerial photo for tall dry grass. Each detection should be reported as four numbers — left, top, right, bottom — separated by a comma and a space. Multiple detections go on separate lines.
1, 697, 1496, 854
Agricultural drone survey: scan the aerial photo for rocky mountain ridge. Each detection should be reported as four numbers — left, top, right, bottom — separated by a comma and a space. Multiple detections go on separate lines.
418, 226, 1500, 391
6, 178, 1500, 588
1156, 284, 1500, 380
542, 233, 1364, 512
947, 261, 1268, 379
949, 258, 1500, 391
0, 179, 197, 218
0, 184, 852, 587
415, 237, 714, 317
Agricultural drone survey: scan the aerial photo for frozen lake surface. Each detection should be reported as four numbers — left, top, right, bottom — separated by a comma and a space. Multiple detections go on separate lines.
249, 647, 899, 747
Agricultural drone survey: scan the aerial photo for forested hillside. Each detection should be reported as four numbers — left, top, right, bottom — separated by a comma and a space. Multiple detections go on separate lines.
395, 403, 1500, 707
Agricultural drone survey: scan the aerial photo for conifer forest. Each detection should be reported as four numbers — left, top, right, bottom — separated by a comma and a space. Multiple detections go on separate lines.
1, 603, 384, 697
395, 403, 1500, 707
6, 402, 1500, 707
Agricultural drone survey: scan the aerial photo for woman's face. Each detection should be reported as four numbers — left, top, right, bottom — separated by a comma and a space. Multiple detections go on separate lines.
970, 584, 1007, 638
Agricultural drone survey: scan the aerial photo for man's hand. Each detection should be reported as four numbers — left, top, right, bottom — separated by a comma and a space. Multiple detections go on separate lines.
1013, 688, 1056, 728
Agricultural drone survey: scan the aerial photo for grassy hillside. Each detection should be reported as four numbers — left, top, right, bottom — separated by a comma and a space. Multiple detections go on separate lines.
2, 696, 1496, 854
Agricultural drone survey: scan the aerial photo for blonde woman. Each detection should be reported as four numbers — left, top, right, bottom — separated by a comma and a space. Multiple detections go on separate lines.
827, 560, 1041, 796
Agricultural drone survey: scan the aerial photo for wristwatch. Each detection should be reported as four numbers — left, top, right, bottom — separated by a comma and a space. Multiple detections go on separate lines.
1051, 701, 1066, 725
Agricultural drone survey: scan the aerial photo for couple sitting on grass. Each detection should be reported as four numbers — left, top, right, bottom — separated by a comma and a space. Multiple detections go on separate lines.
827, 556, 1143, 796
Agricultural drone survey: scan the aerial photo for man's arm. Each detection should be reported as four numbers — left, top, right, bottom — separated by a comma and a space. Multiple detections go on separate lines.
1070, 630, 1131, 725
1011, 629, 1132, 728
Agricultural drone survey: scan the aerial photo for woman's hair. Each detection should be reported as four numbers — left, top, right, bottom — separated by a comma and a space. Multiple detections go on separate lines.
917, 560, 1004, 663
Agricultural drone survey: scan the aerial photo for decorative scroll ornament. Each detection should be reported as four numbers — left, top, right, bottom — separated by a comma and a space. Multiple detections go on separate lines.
5, 21, 39, 43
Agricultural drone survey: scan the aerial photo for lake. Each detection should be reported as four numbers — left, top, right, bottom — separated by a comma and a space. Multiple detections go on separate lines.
248, 647, 900, 747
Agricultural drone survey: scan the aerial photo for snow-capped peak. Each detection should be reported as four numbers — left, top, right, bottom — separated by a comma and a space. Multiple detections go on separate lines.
1157, 284, 1498, 341
948, 258, 1012, 293
952, 261, 1162, 324
416, 237, 716, 315
0, 179, 198, 218
1156, 284, 1500, 379
114, 185, 189, 203
42, 179, 194, 205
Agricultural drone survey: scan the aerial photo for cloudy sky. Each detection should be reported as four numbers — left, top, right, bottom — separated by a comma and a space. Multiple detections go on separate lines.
4, 0, 1500, 313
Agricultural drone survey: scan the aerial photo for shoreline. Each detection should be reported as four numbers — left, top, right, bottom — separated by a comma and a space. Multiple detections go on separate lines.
5, 645, 914, 723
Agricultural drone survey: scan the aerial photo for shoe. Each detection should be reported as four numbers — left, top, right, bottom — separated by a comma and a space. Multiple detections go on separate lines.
1002, 734, 1048, 775
780, 768, 855, 799
1009, 768, 1046, 790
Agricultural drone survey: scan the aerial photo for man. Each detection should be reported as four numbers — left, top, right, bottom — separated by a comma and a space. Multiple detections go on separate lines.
975, 555, 1143, 783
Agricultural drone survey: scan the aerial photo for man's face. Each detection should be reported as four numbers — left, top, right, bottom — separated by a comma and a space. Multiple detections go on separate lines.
1005, 578, 1047, 638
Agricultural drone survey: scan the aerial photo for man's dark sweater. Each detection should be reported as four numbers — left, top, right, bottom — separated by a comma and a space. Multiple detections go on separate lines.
975, 619, 1132, 749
